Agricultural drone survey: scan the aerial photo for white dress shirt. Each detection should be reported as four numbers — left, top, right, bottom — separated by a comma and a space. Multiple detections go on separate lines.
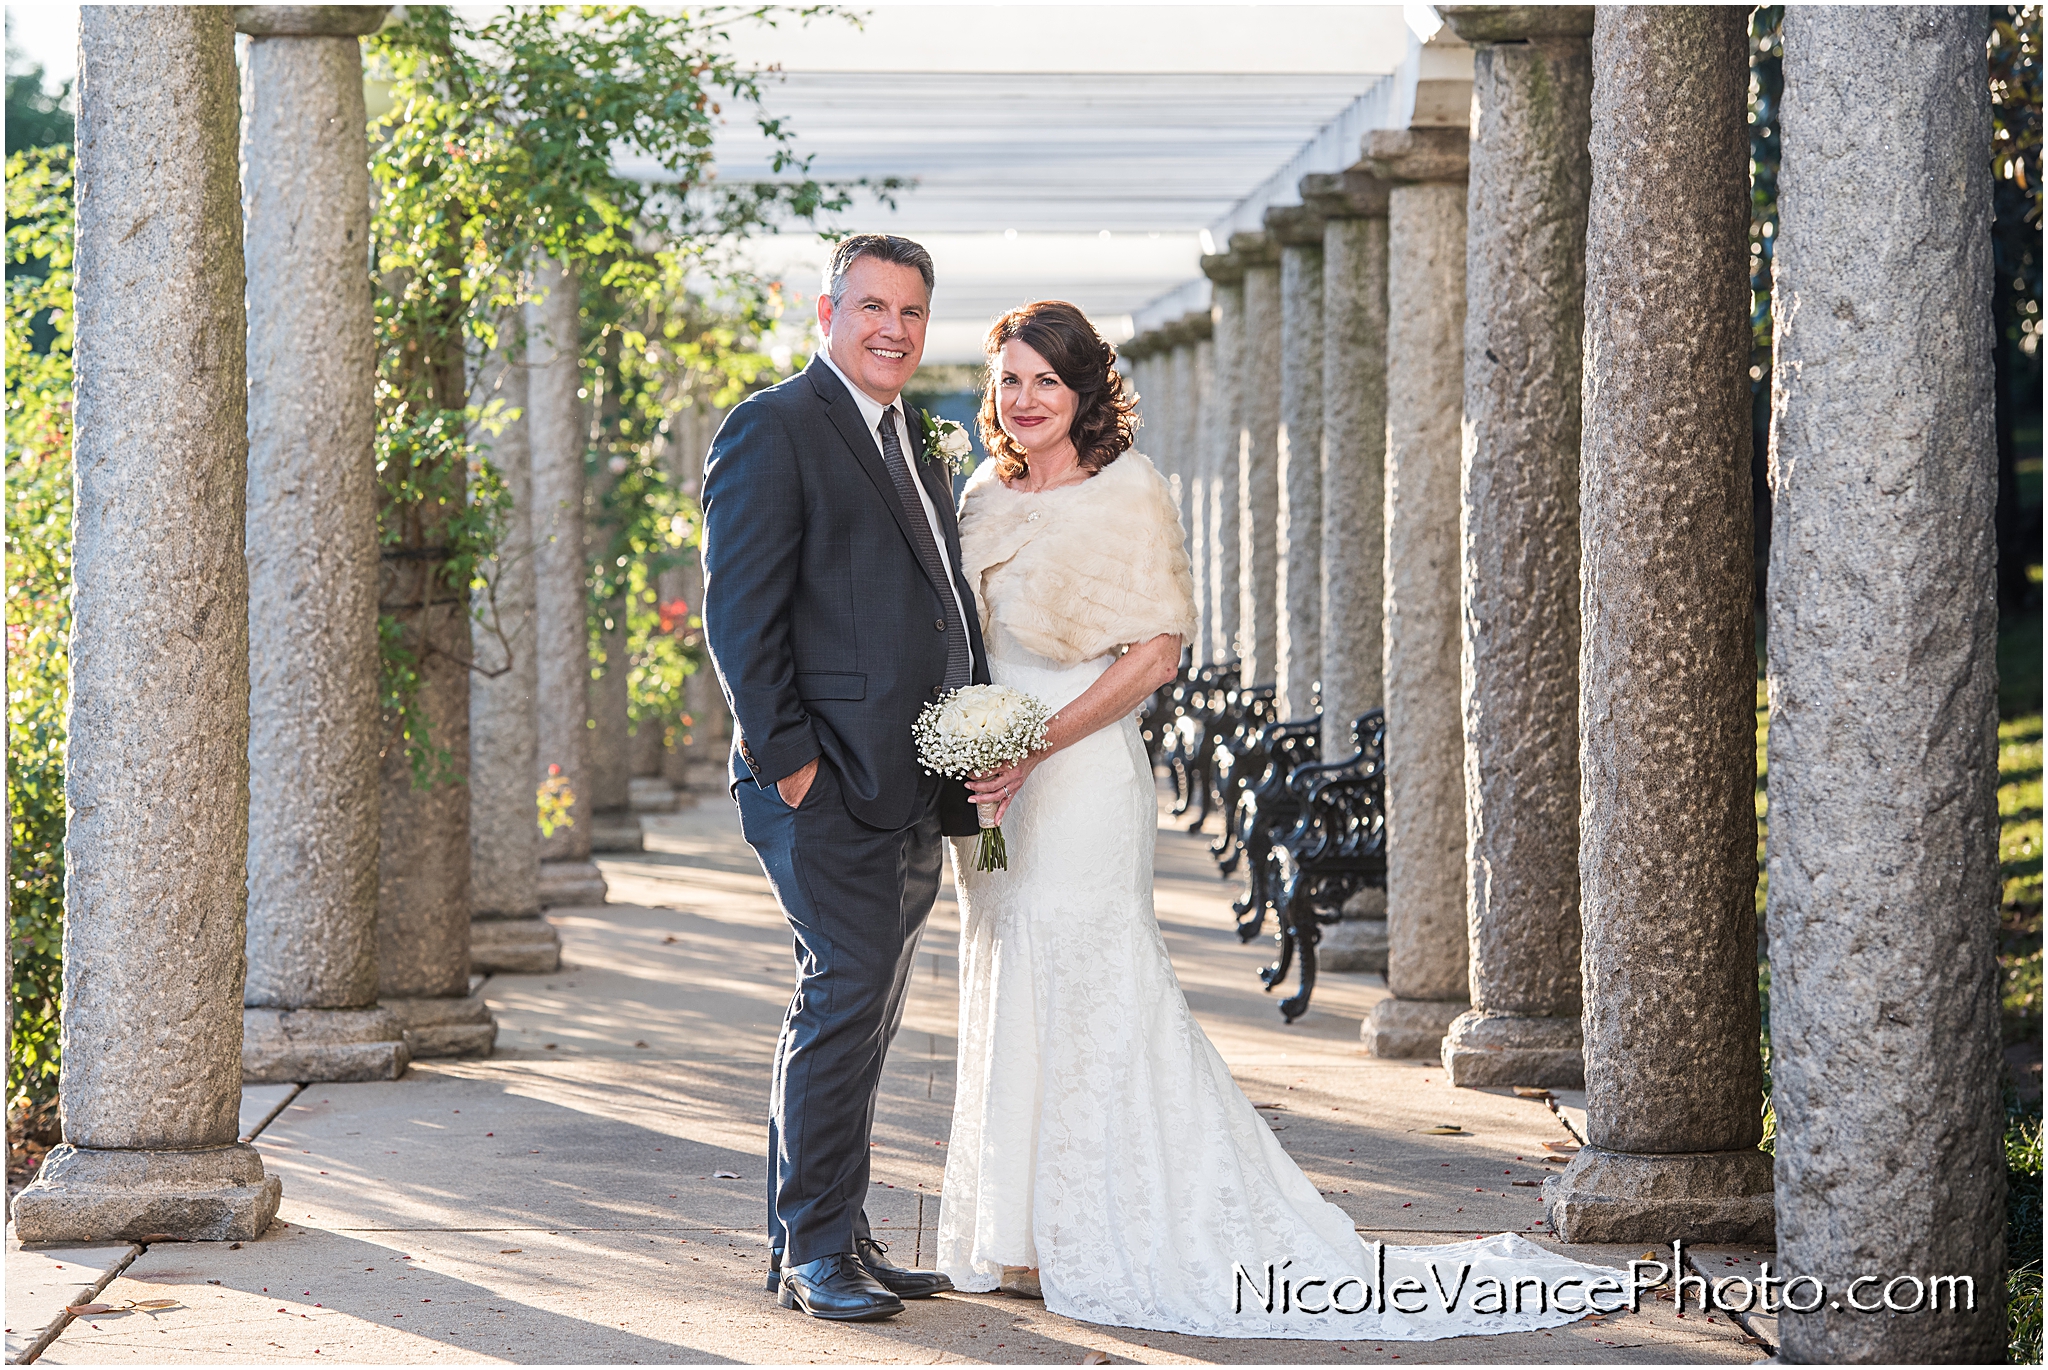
817, 349, 973, 638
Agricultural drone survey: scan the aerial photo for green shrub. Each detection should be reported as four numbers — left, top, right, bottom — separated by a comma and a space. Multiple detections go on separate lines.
2009, 1104, 2043, 1363
5, 145, 73, 1108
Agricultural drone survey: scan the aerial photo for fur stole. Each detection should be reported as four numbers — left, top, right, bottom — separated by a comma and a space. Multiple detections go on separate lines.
956, 451, 1196, 665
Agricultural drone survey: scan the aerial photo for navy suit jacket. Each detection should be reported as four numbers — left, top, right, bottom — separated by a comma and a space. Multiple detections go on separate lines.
700, 354, 990, 836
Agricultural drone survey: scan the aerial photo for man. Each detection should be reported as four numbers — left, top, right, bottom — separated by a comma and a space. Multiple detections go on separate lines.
700, 234, 986, 1322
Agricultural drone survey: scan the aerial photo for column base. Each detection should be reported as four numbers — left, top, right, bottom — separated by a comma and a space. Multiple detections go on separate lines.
1441, 1008, 1584, 1087
538, 859, 608, 908
1362, 997, 1467, 1059
590, 809, 644, 853
628, 777, 678, 813
1543, 1144, 1775, 1244
384, 990, 497, 1059
470, 916, 562, 975
1319, 917, 1388, 973
11, 1142, 281, 1244
242, 1006, 411, 1083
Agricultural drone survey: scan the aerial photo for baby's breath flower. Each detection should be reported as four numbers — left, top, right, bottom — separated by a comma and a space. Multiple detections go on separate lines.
913, 684, 1053, 871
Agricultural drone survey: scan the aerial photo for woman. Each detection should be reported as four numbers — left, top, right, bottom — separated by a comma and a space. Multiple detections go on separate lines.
934, 301, 1620, 1341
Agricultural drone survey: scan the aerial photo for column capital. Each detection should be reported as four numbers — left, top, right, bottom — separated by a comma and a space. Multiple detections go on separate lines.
235, 6, 391, 37
1436, 5, 1594, 43
1227, 230, 1279, 267
1262, 204, 1327, 248
1122, 330, 1162, 361
1200, 253, 1245, 286
1299, 166, 1390, 220
1363, 128, 1469, 184
1165, 309, 1214, 346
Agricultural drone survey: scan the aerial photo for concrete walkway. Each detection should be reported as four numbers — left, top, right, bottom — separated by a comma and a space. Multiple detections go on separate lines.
7, 786, 1775, 1364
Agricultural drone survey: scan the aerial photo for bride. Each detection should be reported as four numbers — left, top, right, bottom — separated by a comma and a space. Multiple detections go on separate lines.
934, 300, 1623, 1341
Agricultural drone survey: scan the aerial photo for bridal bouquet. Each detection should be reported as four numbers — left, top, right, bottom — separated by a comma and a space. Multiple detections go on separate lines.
912, 684, 1053, 871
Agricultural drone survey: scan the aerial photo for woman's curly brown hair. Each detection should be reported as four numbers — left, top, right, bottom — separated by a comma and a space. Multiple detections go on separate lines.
978, 300, 1138, 481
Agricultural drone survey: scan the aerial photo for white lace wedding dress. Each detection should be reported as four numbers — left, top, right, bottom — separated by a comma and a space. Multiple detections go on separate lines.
935, 466, 1625, 1341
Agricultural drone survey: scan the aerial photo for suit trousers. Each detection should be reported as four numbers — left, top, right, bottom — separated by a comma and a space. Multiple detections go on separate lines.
736, 756, 943, 1265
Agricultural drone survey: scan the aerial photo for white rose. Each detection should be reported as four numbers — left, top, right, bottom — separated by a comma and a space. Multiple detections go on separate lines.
939, 425, 974, 462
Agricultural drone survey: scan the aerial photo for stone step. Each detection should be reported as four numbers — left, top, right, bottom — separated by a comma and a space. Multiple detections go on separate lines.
590, 811, 645, 852
538, 858, 608, 909
627, 777, 679, 812
241, 1006, 411, 1084
384, 989, 497, 1060
471, 916, 563, 975
1318, 914, 1388, 973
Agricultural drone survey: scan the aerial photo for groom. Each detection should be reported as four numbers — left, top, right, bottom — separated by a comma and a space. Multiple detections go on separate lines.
699, 234, 987, 1322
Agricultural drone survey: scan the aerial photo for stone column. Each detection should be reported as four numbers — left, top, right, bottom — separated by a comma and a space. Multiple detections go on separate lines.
1199, 261, 1245, 664
1172, 333, 1208, 663
468, 352, 561, 974
1767, 9, 2003, 1360
1189, 333, 1217, 662
629, 720, 671, 804
1301, 168, 1391, 758
1154, 340, 1183, 512
1302, 168, 1393, 972
660, 401, 712, 792
670, 401, 734, 779
1360, 129, 1471, 1059
676, 552, 722, 783
374, 308, 495, 1051
1167, 322, 1210, 660
1436, 5, 1593, 1088
585, 434, 643, 854
660, 555, 701, 787
1130, 344, 1160, 481
1266, 206, 1325, 721
531, 259, 609, 907
1167, 332, 1199, 552
12, 6, 282, 1244
1547, 5, 1771, 1244
376, 645, 495, 1061
236, 5, 408, 1083
1234, 233, 1282, 685
1159, 341, 1185, 536
628, 672, 678, 809
588, 625, 635, 825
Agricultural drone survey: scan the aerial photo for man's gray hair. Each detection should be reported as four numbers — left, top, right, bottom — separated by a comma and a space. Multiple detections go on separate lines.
823, 233, 935, 305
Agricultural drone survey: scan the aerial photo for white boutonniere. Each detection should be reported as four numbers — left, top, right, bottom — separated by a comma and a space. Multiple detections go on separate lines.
916, 410, 975, 476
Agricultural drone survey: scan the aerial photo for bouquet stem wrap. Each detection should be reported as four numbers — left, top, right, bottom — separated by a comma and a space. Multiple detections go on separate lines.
912, 685, 1053, 875
973, 800, 1006, 872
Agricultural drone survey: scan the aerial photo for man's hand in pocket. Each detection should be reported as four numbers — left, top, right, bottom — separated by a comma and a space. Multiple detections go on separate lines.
776, 757, 820, 808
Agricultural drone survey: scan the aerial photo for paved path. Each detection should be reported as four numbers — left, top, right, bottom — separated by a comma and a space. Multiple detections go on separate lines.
8, 785, 1774, 1364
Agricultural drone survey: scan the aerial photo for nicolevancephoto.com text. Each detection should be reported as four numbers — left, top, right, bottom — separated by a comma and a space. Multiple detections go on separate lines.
1234, 1241, 1982, 1321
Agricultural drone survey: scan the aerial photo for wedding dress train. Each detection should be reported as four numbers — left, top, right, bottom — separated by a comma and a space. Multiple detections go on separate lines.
934, 621, 1626, 1341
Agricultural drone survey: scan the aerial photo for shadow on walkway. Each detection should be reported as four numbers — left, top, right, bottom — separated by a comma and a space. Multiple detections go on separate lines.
6, 786, 1771, 1364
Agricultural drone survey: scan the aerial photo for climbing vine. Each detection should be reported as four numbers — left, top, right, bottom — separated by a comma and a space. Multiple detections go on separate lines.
365, 3, 872, 780
579, 270, 792, 747
5, 5, 872, 1114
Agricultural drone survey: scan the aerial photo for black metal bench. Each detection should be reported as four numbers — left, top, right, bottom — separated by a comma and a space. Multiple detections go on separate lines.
1258, 710, 1389, 1022
1157, 661, 1239, 830
1137, 656, 1186, 771
1209, 682, 1278, 875
1230, 716, 1322, 943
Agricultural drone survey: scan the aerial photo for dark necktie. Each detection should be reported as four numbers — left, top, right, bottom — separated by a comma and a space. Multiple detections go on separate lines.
878, 408, 972, 692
